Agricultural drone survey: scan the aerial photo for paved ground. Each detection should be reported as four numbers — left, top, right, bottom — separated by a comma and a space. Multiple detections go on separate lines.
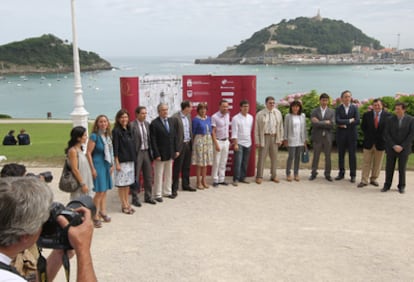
24, 167, 414, 282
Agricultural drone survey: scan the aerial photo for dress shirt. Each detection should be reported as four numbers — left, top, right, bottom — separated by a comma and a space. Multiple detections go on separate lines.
211, 111, 230, 140
231, 112, 254, 147
180, 112, 191, 142
139, 122, 148, 150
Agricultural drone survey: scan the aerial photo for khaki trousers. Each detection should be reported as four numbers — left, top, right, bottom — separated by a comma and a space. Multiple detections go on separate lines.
361, 145, 384, 184
256, 135, 279, 179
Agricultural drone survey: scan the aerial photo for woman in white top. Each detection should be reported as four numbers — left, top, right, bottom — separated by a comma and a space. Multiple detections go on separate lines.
283, 101, 307, 181
64, 126, 94, 200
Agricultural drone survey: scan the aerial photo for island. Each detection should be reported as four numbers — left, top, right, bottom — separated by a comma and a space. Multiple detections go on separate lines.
0, 34, 112, 74
196, 13, 414, 65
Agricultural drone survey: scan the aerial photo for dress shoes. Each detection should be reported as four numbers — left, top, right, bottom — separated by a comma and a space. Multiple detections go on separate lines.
240, 179, 250, 184
255, 178, 262, 184
357, 182, 367, 188
168, 194, 177, 199
271, 177, 280, 183
325, 176, 333, 182
286, 175, 293, 182
213, 182, 219, 188
145, 199, 157, 205
399, 188, 405, 194
219, 182, 229, 186
183, 187, 197, 192
309, 175, 316, 181
294, 176, 300, 182
370, 181, 379, 187
380, 187, 390, 192
132, 198, 142, 207
232, 181, 239, 187
350, 177, 356, 183
335, 175, 344, 181
155, 197, 163, 203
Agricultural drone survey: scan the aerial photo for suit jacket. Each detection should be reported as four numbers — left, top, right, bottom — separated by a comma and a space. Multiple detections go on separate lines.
335, 103, 360, 138
283, 113, 307, 145
254, 108, 284, 146
130, 119, 153, 160
384, 114, 414, 156
310, 106, 335, 143
171, 111, 192, 152
150, 117, 178, 161
361, 110, 391, 151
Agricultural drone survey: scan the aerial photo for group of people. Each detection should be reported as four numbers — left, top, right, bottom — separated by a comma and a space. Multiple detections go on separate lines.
68, 92, 414, 230
2, 129, 30, 145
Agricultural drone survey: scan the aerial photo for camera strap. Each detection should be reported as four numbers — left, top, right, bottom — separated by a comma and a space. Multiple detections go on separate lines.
37, 248, 48, 282
37, 248, 71, 282
0, 261, 25, 279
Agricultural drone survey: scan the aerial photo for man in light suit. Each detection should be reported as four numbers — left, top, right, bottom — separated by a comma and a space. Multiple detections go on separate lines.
335, 90, 360, 183
150, 103, 179, 202
382, 102, 414, 194
254, 96, 284, 184
357, 99, 391, 188
171, 100, 196, 197
130, 106, 156, 205
309, 93, 335, 181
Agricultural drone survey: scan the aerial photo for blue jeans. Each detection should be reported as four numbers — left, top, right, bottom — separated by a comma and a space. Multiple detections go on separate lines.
233, 145, 251, 181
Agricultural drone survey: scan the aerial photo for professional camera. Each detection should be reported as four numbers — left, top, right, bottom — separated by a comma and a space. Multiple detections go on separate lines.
37, 195, 96, 249
26, 171, 53, 183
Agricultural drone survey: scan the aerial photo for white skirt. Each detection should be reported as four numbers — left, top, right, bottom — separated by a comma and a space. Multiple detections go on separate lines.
114, 161, 135, 187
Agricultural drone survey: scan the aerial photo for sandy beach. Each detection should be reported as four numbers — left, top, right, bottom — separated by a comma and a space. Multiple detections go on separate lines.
22, 166, 414, 282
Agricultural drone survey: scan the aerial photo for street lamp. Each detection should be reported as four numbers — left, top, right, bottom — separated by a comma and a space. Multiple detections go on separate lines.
70, 0, 89, 130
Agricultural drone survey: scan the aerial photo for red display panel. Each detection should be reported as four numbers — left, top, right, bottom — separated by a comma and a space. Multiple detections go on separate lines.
119, 77, 139, 121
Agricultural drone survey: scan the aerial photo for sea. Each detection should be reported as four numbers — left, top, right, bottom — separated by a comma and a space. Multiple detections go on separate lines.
0, 56, 413, 119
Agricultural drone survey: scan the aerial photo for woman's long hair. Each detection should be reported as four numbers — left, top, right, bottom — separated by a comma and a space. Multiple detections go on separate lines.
114, 109, 130, 129
64, 126, 86, 154
92, 115, 111, 136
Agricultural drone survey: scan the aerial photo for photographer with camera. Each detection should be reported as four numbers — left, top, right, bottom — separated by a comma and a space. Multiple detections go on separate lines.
0, 177, 97, 282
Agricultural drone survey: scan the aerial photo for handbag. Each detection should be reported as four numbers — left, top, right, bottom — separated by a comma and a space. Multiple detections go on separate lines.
301, 148, 310, 163
58, 158, 80, 192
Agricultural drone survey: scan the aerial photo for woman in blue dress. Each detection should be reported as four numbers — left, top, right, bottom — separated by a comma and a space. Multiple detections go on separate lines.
192, 102, 213, 189
87, 115, 114, 227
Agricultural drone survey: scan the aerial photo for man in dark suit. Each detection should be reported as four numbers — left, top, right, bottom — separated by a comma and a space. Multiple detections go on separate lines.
358, 99, 391, 188
171, 101, 196, 197
150, 103, 179, 202
335, 90, 360, 183
130, 106, 156, 205
382, 102, 414, 194
309, 93, 335, 181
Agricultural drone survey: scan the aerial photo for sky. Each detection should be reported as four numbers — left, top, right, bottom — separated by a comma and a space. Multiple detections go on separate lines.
1, 0, 413, 59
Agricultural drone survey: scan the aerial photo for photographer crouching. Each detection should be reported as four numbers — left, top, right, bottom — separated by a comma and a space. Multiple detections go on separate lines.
0, 176, 97, 282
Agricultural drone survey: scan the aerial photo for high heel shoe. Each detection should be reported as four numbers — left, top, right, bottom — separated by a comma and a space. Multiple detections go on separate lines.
197, 184, 204, 190
202, 183, 210, 189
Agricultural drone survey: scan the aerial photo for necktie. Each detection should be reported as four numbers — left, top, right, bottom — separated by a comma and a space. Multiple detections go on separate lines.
164, 119, 170, 132
374, 112, 379, 129
140, 122, 147, 149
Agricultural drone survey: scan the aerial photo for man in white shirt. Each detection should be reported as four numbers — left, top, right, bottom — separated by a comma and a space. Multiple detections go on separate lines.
211, 100, 230, 187
231, 100, 254, 186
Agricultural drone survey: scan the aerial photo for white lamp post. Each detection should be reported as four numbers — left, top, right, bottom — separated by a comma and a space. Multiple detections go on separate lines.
70, 0, 89, 130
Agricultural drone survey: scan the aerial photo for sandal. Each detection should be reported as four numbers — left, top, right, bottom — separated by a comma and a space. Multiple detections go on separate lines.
122, 207, 133, 215
93, 218, 103, 228
99, 211, 111, 223
128, 206, 136, 214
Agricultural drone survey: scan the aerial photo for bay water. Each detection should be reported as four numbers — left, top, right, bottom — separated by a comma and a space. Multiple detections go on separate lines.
0, 56, 413, 119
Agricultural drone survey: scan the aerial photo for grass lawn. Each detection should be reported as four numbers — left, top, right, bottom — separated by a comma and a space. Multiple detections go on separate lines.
0, 123, 74, 166
1, 122, 414, 170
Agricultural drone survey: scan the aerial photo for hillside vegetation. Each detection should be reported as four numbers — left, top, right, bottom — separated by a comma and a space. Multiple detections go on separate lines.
0, 34, 111, 74
219, 16, 382, 58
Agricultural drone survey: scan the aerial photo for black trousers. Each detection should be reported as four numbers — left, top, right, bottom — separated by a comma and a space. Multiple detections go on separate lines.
172, 142, 192, 193
336, 131, 357, 177
384, 152, 408, 189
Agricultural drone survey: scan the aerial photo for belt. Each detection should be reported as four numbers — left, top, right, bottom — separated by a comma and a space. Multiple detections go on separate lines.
219, 138, 228, 141
141, 149, 148, 152
264, 134, 276, 136
183, 141, 191, 144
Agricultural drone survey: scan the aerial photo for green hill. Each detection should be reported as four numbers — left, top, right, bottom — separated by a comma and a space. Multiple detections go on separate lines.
218, 16, 383, 58
0, 34, 112, 74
